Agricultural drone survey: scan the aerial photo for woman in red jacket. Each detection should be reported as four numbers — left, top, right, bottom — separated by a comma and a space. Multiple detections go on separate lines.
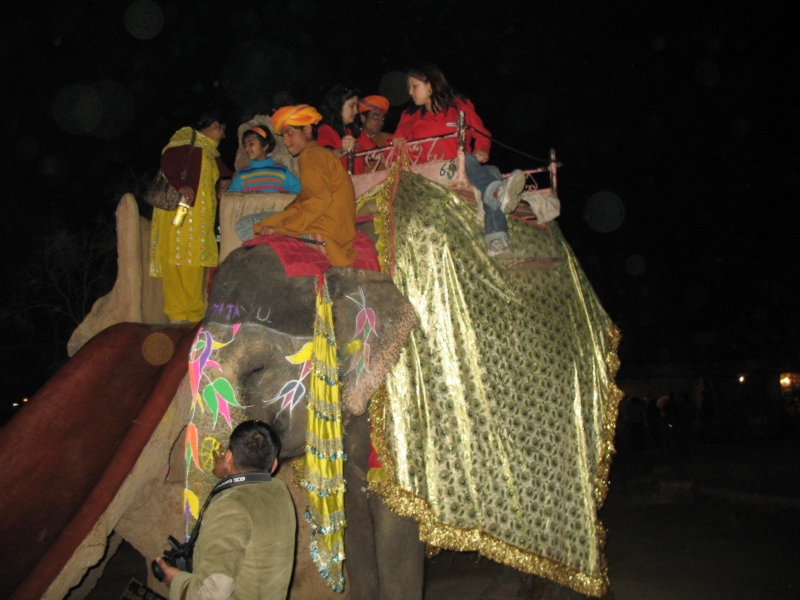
317, 84, 364, 174
394, 64, 525, 257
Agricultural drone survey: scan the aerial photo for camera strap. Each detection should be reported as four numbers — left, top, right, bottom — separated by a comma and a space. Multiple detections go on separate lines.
187, 472, 272, 547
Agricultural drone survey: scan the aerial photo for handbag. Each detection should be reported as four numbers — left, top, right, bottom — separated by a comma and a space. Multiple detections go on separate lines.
144, 129, 197, 211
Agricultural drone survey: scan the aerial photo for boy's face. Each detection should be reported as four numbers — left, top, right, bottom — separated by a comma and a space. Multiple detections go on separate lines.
243, 134, 268, 161
281, 125, 313, 156
360, 110, 386, 136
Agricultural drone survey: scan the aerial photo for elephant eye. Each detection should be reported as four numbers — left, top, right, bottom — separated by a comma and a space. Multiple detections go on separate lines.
242, 365, 265, 385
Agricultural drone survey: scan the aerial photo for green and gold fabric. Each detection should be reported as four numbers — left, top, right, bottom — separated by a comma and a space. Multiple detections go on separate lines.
360, 160, 621, 597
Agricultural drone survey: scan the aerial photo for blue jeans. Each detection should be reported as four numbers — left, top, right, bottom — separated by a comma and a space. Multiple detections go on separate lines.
464, 152, 508, 243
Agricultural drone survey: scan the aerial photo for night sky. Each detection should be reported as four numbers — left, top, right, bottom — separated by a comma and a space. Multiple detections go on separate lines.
1, 0, 798, 410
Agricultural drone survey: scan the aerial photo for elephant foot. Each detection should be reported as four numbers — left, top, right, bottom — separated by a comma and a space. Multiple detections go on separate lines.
538, 579, 590, 600
479, 565, 537, 600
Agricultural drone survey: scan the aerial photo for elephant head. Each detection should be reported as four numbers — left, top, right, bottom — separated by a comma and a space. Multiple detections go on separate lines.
188, 242, 418, 464
176, 241, 422, 599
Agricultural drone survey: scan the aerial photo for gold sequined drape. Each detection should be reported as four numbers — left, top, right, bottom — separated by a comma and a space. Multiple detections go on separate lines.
359, 166, 621, 597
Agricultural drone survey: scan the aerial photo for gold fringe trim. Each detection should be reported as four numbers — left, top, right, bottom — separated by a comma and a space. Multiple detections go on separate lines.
291, 455, 305, 489
594, 324, 623, 507
368, 376, 617, 598
363, 163, 622, 598
370, 479, 608, 597
355, 150, 409, 274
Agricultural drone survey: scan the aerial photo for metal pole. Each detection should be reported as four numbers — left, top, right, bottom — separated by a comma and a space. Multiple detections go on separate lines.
549, 148, 558, 196
457, 111, 466, 153
456, 111, 467, 185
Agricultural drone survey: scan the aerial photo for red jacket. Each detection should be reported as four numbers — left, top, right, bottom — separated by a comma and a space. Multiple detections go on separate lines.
393, 98, 491, 162
356, 130, 392, 172
317, 124, 366, 175
161, 144, 233, 196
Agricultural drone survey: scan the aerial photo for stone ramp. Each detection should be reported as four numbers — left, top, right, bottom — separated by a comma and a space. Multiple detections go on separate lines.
0, 323, 198, 600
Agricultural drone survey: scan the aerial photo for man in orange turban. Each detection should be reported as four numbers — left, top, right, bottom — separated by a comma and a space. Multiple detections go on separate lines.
358, 95, 390, 115
253, 105, 357, 266
357, 95, 392, 172
271, 104, 324, 135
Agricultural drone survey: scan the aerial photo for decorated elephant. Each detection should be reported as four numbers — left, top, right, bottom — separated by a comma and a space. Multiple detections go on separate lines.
174, 159, 619, 599
2, 150, 618, 599
182, 237, 426, 600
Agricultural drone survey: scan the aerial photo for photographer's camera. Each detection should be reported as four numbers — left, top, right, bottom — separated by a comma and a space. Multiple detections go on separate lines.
151, 535, 193, 582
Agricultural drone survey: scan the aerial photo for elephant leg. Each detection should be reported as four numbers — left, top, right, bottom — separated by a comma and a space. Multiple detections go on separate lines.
539, 580, 587, 599
369, 492, 424, 600
274, 467, 345, 600
342, 408, 424, 600
479, 564, 537, 599
343, 411, 379, 599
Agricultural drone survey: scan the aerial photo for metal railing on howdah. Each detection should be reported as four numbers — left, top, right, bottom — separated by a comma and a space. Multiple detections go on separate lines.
346, 110, 559, 197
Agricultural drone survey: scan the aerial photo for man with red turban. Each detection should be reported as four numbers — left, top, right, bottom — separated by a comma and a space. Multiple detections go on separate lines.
252, 105, 357, 266
357, 95, 392, 172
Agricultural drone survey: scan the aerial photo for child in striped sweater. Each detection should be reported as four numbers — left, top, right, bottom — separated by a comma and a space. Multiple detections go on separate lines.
231, 126, 302, 241
229, 127, 301, 194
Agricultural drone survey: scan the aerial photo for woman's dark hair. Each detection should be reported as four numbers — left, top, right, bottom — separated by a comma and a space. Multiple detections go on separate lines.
229, 420, 281, 472
242, 127, 277, 155
195, 108, 227, 130
405, 63, 463, 115
271, 90, 295, 114
319, 84, 362, 138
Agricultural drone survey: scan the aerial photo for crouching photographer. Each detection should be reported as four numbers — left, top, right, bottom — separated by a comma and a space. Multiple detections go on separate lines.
154, 420, 296, 600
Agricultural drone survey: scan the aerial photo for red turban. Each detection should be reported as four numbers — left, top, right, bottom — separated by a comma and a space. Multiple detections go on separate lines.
271, 104, 323, 135
358, 95, 390, 114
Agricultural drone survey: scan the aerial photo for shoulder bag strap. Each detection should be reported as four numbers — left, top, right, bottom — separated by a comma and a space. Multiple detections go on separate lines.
180, 128, 197, 184
186, 471, 272, 546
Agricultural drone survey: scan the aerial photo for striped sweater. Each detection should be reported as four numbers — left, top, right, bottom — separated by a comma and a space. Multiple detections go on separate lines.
229, 157, 301, 194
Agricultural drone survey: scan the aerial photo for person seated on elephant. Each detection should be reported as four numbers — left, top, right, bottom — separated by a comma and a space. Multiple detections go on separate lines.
356, 94, 392, 172
229, 127, 301, 195
156, 420, 296, 600
393, 63, 526, 258
230, 126, 302, 242
252, 104, 357, 267
317, 84, 364, 174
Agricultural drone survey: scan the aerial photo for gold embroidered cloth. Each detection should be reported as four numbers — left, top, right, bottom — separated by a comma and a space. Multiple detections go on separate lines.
361, 169, 620, 597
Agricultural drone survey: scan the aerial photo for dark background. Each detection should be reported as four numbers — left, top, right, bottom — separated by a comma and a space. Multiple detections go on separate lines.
1, 0, 798, 418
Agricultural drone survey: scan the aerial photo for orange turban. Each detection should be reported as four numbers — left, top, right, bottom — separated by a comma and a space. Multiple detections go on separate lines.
358, 95, 390, 114
271, 104, 323, 135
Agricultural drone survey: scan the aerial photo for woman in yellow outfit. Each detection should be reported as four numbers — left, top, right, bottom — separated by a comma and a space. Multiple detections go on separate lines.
150, 111, 233, 323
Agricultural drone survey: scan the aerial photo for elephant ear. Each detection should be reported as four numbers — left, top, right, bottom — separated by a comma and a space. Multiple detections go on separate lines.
327, 267, 418, 416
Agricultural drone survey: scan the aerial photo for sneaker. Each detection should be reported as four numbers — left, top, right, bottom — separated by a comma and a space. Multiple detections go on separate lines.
496, 170, 526, 214
487, 237, 513, 258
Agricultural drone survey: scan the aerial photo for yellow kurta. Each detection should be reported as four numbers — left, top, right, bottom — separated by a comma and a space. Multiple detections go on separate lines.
150, 128, 221, 321
150, 130, 220, 275
253, 141, 357, 266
